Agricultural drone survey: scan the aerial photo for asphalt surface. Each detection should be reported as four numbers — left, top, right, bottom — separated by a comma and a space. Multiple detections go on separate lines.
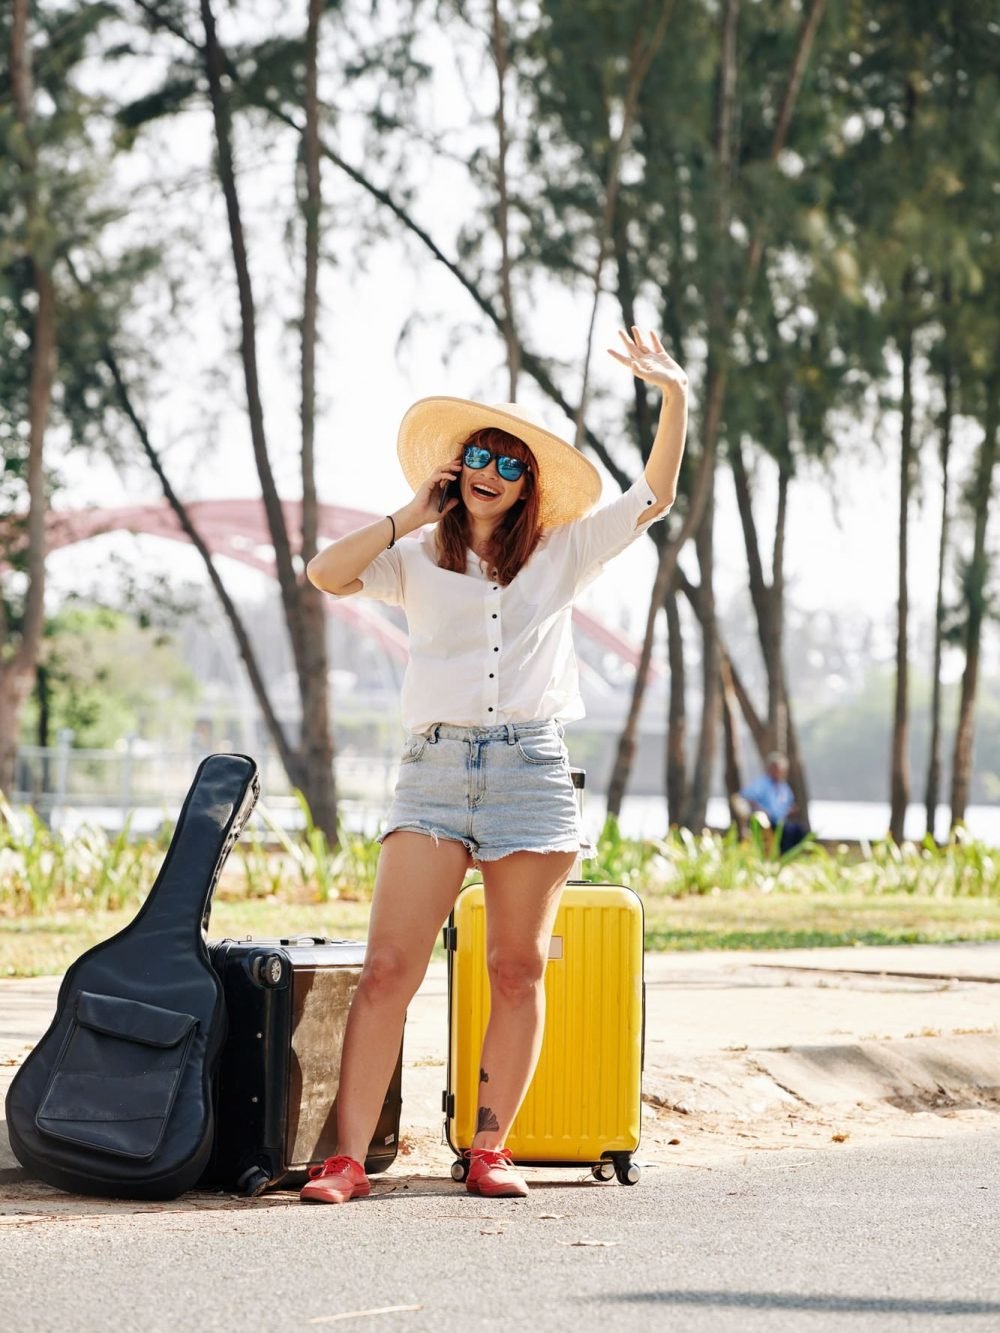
2, 1132, 999, 1332
2, 941, 999, 1332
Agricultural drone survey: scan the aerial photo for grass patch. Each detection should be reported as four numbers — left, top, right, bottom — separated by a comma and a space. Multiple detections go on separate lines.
4, 890, 1000, 978
641, 890, 1000, 951
0, 899, 373, 979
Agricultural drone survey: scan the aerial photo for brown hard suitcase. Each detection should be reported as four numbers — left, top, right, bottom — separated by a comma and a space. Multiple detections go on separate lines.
201, 936, 402, 1195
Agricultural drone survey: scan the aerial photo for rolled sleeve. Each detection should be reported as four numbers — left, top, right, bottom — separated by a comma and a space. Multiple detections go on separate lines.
353, 545, 404, 607
568, 473, 670, 588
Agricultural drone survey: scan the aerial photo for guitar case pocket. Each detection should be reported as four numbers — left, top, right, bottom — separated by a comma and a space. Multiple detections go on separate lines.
35, 992, 198, 1161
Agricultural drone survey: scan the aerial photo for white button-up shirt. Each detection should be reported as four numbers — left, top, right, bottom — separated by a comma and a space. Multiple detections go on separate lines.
349, 473, 669, 734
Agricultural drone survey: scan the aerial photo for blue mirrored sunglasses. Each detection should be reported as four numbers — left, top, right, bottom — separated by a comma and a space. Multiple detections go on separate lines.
462, 444, 529, 482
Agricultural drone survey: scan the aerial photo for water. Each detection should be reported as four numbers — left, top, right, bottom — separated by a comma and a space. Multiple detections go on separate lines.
32, 794, 1000, 848
608, 795, 1000, 845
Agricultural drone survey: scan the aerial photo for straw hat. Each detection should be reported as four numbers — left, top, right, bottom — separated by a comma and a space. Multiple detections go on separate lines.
396, 397, 603, 528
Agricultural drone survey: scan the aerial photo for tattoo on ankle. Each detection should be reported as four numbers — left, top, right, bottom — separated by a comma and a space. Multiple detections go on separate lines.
479, 1068, 490, 1084
477, 1106, 500, 1133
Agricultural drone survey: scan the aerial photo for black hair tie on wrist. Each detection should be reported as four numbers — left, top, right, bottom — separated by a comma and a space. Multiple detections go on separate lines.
386, 514, 396, 549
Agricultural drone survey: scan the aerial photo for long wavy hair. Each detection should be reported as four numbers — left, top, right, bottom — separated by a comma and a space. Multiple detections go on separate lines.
435, 427, 542, 585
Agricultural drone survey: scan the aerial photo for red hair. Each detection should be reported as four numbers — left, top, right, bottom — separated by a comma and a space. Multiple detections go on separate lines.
436, 427, 542, 585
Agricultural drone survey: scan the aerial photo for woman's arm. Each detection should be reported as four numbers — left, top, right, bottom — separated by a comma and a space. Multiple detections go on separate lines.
608, 327, 689, 523
306, 459, 461, 595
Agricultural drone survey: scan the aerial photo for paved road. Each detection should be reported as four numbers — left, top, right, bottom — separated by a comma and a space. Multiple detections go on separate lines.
3, 1132, 998, 1333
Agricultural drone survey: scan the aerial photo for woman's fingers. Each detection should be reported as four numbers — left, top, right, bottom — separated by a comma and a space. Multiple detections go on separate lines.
428, 459, 460, 485
619, 326, 662, 355
414, 460, 461, 507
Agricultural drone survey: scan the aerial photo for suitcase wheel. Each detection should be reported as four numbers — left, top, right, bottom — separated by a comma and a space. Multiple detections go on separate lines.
592, 1161, 616, 1182
250, 954, 285, 988
451, 1158, 469, 1183
235, 1165, 271, 1197
613, 1156, 640, 1187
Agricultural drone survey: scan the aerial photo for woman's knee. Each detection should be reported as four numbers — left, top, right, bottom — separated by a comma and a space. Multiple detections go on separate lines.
486, 947, 546, 1005
357, 945, 420, 1008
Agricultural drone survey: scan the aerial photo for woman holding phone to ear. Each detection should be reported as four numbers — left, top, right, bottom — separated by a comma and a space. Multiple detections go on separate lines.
302, 329, 688, 1203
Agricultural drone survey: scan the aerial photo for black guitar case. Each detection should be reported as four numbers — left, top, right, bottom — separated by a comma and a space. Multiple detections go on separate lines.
5, 752, 259, 1199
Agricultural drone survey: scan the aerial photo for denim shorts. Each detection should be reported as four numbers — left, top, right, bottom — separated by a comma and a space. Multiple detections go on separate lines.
379, 720, 584, 863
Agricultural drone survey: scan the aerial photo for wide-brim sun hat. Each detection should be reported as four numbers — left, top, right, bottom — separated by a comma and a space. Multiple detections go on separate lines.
397, 397, 603, 528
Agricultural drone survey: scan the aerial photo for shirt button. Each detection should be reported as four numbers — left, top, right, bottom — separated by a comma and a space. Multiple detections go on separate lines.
488, 707, 493, 712
493, 647, 499, 653
492, 613, 498, 619
489, 673, 494, 679
646, 499, 653, 506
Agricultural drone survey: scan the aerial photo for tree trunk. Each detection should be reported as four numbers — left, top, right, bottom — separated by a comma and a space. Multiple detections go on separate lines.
771, 462, 809, 826
726, 431, 809, 822
684, 495, 720, 829
664, 582, 687, 828
296, 0, 337, 838
729, 436, 780, 737
490, 0, 520, 401
889, 298, 914, 843
573, 0, 674, 445
950, 370, 999, 827
611, 207, 654, 451
199, 0, 297, 608
0, 672, 31, 796
289, 594, 337, 838
301, 0, 322, 570
925, 289, 953, 841
200, 0, 337, 837
783, 690, 810, 830
719, 651, 744, 817
0, 0, 55, 794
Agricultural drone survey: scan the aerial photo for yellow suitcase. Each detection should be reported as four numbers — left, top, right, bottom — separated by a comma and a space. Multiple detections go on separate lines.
443, 881, 644, 1185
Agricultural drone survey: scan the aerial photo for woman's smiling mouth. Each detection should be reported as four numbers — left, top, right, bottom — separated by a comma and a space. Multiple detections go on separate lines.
470, 481, 502, 500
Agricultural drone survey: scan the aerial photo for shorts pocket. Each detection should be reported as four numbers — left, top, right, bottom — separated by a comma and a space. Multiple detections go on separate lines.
35, 991, 198, 1161
515, 730, 567, 766
399, 735, 430, 766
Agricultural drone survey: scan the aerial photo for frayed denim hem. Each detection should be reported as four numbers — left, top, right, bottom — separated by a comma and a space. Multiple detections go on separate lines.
378, 822, 477, 857
472, 840, 583, 864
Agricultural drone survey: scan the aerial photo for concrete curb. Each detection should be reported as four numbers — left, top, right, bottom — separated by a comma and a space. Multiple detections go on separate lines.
641, 1034, 1000, 1121
751, 1033, 1000, 1111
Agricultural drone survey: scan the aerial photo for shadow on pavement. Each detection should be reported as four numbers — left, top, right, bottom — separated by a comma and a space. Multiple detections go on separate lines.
608, 1289, 1000, 1315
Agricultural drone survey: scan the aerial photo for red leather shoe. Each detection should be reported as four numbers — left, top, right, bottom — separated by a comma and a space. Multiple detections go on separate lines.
465, 1147, 528, 1198
299, 1155, 371, 1204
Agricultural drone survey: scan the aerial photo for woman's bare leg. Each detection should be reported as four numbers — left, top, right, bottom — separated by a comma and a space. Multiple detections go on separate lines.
473, 850, 576, 1149
335, 831, 470, 1164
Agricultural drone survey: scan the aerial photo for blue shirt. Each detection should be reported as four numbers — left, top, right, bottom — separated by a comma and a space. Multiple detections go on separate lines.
740, 774, 795, 825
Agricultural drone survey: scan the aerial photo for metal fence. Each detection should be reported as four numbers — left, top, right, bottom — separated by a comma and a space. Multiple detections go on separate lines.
11, 735, 398, 836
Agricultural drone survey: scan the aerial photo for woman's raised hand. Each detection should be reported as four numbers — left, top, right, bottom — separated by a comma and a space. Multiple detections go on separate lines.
608, 327, 688, 397
403, 458, 462, 527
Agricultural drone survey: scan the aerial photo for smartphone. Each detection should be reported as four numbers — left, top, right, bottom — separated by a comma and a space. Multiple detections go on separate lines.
438, 477, 460, 512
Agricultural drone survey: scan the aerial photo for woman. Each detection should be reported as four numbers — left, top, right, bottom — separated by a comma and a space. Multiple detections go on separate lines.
301, 328, 687, 1203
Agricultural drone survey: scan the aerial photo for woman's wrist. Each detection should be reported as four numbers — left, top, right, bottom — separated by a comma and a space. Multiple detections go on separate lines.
386, 501, 424, 538
659, 377, 688, 407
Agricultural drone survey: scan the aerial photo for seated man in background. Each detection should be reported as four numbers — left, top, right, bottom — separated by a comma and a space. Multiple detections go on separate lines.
733, 752, 807, 853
